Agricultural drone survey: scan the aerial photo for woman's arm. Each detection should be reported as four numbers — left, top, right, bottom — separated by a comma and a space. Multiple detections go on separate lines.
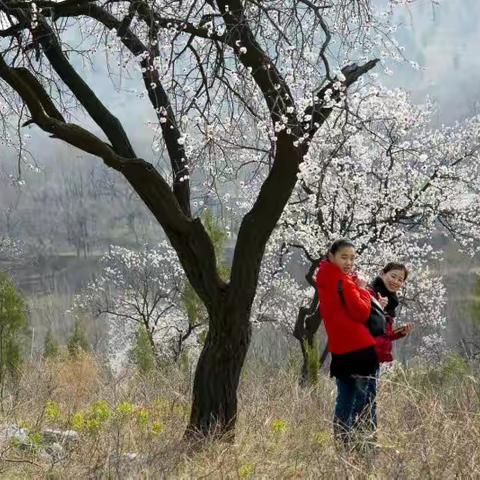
341, 277, 372, 324
390, 323, 414, 340
389, 328, 406, 341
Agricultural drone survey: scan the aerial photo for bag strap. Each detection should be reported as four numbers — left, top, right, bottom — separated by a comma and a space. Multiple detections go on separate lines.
338, 280, 357, 321
337, 280, 347, 308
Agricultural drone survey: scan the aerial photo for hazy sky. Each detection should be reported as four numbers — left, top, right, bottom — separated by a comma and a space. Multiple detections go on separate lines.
388, 0, 480, 122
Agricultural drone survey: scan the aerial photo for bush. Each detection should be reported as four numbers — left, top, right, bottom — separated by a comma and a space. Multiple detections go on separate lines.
386, 354, 477, 401
0, 271, 28, 393
67, 321, 90, 357
43, 329, 59, 359
130, 325, 156, 374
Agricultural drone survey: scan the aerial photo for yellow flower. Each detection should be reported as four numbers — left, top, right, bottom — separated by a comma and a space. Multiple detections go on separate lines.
45, 400, 62, 421
116, 401, 135, 416
27, 432, 43, 451
312, 431, 330, 447
137, 408, 149, 426
71, 412, 85, 431
151, 422, 163, 435
90, 400, 112, 422
85, 418, 102, 433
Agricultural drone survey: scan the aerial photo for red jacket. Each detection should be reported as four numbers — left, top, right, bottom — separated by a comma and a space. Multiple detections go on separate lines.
316, 260, 375, 355
368, 288, 405, 362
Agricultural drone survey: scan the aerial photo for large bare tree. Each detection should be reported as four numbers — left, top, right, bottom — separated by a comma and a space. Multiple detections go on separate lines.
0, 0, 381, 437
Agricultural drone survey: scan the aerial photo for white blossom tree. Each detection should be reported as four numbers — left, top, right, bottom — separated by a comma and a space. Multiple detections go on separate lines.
0, 0, 431, 436
75, 243, 205, 368
250, 86, 480, 380
0, 236, 23, 263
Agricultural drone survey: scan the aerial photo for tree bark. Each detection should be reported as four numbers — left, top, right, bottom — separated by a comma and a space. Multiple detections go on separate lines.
293, 259, 324, 385
186, 307, 251, 438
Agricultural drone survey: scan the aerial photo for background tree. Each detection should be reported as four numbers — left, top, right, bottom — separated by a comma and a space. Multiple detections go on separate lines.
0, 184, 22, 240
67, 320, 90, 356
76, 242, 204, 367
130, 324, 157, 374
56, 172, 97, 258
466, 276, 480, 359
10, 154, 159, 255
250, 87, 480, 382
43, 327, 59, 359
0, 271, 28, 402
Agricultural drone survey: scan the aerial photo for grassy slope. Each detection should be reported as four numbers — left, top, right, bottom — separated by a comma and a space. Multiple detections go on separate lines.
0, 353, 478, 479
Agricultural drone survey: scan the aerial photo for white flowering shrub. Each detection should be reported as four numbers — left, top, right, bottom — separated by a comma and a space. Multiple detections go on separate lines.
75, 243, 205, 372
0, 236, 22, 261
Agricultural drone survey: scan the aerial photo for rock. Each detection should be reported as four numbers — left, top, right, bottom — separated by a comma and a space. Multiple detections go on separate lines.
0, 425, 79, 461
0, 425, 29, 446
42, 428, 79, 447
43, 442, 66, 460
123, 452, 138, 461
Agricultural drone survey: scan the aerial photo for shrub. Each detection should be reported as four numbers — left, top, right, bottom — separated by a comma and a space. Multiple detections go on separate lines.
0, 272, 28, 394
129, 325, 156, 374
67, 321, 90, 357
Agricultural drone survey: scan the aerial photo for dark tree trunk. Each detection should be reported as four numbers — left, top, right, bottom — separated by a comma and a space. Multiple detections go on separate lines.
294, 303, 322, 385
186, 309, 251, 438
293, 260, 323, 385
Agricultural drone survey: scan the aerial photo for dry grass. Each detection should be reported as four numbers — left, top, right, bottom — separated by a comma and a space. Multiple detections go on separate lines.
0, 353, 479, 479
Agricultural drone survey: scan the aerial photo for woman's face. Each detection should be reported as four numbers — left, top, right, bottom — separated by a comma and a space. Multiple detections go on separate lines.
380, 269, 406, 293
328, 246, 356, 274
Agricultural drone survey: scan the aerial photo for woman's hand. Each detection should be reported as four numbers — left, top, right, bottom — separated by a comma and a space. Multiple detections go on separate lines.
378, 294, 388, 310
402, 323, 414, 335
393, 323, 414, 336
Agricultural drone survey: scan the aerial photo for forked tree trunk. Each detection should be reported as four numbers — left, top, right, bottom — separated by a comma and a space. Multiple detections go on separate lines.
186, 308, 251, 438
294, 293, 330, 385
293, 260, 323, 385
294, 304, 322, 385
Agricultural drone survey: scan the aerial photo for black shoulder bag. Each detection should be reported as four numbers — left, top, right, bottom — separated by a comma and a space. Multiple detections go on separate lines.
337, 280, 386, 337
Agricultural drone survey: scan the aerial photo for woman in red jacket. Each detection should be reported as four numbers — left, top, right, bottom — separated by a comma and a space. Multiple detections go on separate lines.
316, 239, 378, 446
367, 262, 414, 427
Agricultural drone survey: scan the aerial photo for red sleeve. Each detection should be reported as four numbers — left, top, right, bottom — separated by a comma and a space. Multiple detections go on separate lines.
342, 277, 371, 324
389, 330, 406, 341
386, 317, 406, 340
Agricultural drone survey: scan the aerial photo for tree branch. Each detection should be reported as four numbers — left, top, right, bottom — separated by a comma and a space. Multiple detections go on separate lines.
0, 52, 223, 310
215, 0, 299, 128
229, 61, 377, 306
43, 1, 193, 216
304, 59, 380, 140
13, 0, 226, 42
30, 17, 136, 158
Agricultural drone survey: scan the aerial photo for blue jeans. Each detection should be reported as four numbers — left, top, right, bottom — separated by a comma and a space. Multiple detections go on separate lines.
333, 370, 378, 444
